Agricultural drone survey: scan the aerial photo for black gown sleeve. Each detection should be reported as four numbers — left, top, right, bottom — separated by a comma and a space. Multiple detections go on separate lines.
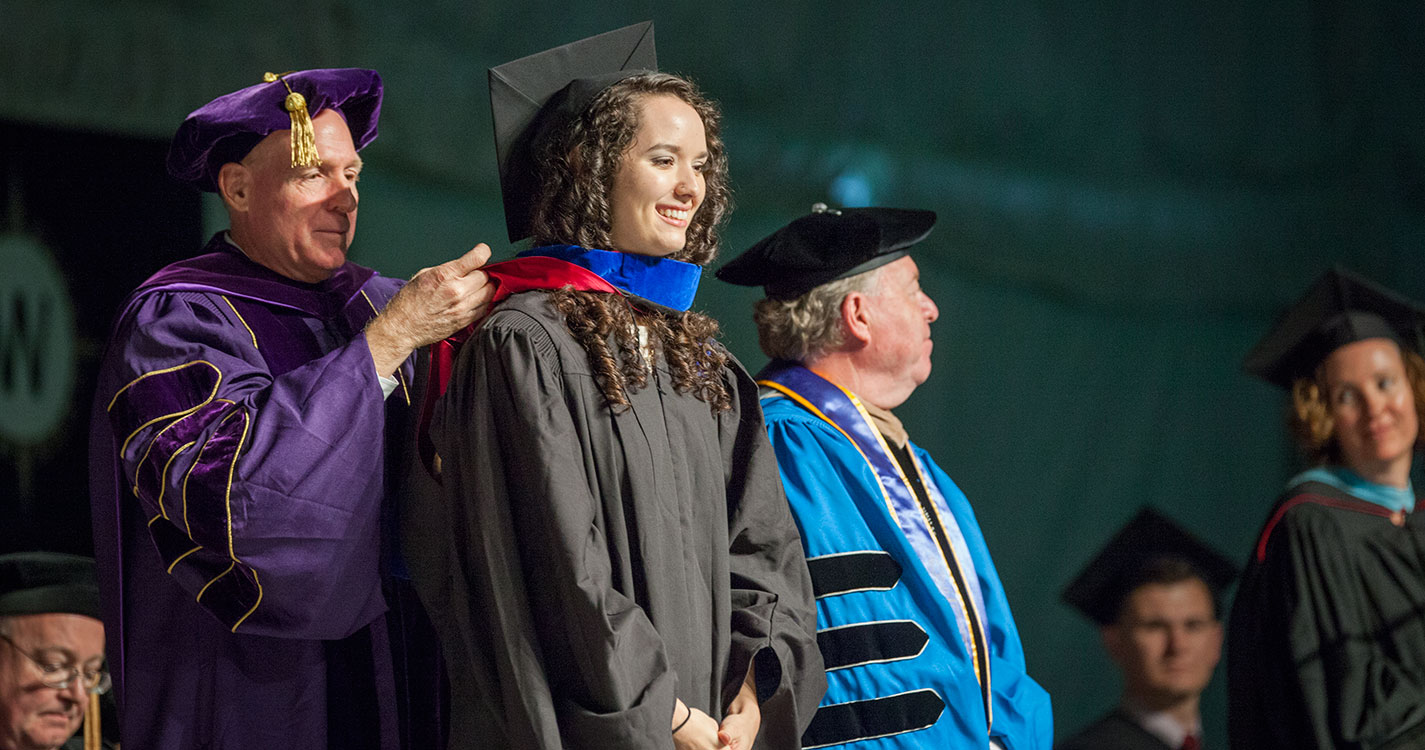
718, 359, 827, 748
433, 310, 677, 749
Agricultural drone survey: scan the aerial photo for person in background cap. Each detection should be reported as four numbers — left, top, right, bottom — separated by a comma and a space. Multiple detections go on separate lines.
0, 553, 109, 750
419, 23, 823, 750
717, 204, 1052, 749
1057, 509, 1236, 750
1226, 268, 1425, 748
88, 68, 493, 749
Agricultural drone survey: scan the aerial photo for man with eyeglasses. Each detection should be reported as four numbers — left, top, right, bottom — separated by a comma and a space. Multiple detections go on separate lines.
0, 552, 110, 750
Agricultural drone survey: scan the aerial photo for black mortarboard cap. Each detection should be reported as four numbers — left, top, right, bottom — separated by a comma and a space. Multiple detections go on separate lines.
490, 22, 657, 242
715, 205, 937, 300
1061, 507, 1237, 626
1244, 266, 1425, 390
0, 552, 101, 620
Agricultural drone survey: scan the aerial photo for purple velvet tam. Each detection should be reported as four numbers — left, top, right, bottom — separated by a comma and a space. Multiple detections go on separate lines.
166, 68, 384, 192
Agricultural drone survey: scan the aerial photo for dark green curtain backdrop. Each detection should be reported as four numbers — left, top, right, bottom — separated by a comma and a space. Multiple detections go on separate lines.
4, 1, 1423, 743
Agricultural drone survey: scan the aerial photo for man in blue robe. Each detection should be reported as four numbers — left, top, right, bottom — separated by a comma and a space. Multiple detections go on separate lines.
717, 204, 1053, 749
87, 69, 493, 749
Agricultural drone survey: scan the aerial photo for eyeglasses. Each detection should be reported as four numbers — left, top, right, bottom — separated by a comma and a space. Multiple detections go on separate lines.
0, 632, 111, 695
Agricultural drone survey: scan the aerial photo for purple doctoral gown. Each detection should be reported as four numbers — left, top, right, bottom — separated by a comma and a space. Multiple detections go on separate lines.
88, 234, 435, 749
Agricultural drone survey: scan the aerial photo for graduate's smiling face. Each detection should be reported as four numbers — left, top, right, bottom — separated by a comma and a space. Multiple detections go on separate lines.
607, 95, 707, 258
1323, 338, 1419, 485
221, 108, 363, 283
0, 614, 105, 750
1102, 578, 1222, 710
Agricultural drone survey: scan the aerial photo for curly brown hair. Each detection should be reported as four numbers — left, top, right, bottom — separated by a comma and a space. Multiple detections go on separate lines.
1289, 344, 1425, 465
527, 72, 732, 412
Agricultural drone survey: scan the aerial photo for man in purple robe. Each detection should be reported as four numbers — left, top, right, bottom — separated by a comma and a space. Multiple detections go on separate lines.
87, 69, 493, 749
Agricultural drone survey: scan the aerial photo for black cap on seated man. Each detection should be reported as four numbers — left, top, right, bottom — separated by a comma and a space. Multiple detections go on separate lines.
1058, 508, 1237, 750
0, 552, 108, 750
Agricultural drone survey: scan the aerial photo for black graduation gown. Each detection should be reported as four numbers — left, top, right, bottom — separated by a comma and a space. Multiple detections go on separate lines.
1226, 479, 1425, 749
1056, 710, 1173, 750
421, 291, 824, 749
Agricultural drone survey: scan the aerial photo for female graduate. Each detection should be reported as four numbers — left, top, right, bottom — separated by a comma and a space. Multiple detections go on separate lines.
1227, 267, 1425, 749
421, 24, 823, 750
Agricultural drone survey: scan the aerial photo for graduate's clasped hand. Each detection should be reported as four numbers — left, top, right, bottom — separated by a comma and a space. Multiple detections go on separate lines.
673, 705, 758, 750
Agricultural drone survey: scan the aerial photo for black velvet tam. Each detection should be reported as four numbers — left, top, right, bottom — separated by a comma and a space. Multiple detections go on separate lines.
716, 206, 936, 300
0, 551, 100, 620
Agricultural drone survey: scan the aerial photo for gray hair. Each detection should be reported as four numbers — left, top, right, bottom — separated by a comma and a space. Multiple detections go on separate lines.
753, 266, 882, 362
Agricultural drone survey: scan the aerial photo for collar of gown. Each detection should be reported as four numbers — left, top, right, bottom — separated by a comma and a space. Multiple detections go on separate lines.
1118, 700, 1200, 749
856, 394, 909, 448
518, 245, 702, 312
1290, 465, 1416, 513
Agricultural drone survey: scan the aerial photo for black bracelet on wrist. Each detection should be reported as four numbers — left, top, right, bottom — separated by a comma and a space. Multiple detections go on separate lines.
672, 704, 692, 735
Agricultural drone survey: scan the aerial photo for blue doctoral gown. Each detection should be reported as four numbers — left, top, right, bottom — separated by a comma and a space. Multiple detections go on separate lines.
758, 364, 1052, 749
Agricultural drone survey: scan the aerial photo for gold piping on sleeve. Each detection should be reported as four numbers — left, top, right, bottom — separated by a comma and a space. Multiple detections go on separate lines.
135, 399, 234, 484
109, 361, 223, 457
153, 441, 196, 520
222, 295, 260, 350
196, 562, 235, 603
181, 409, 243, 539
359, 289, 380, 315
224, 411, 264, 632
134, 397, 231, 492
221, 410, 251, 560
108, 360, 220, 410
166, 546, 203, 574
190, 408, 262, 630
231, 569, 263, 632
360, 289, 412, 406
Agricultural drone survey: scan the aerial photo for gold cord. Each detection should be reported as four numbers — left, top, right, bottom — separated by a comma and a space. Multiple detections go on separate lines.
262, 72, 322, 168
85, 691, 100, 750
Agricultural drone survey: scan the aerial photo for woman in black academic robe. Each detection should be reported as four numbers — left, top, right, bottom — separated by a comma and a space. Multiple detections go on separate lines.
1227, 268, 1425, 749
420, 28, 824, 750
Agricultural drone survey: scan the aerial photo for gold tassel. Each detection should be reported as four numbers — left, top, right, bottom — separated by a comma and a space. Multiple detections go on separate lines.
263, 71, 322, 168
85, 691, 100, 750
